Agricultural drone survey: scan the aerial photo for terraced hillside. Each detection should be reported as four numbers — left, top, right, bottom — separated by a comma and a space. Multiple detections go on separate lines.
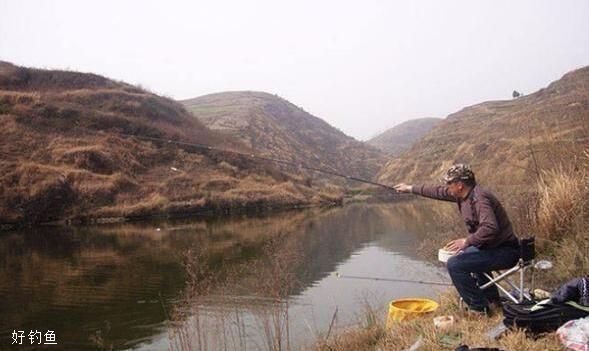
181, 91, 387, 182
377, 66, 589, 188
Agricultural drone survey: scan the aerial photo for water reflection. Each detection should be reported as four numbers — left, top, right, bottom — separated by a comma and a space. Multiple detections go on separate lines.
0, 201, 451, 350
0, 225, 186, 350
170, 201, 452, 351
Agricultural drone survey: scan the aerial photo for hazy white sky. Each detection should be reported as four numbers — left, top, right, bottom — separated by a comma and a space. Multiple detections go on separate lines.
1, 0, 588, 140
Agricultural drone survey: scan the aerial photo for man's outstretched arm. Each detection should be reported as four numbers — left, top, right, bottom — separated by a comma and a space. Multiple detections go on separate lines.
394, 183, 457, 202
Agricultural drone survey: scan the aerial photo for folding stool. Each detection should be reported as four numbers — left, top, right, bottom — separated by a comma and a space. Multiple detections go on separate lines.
479, 237, 536, 304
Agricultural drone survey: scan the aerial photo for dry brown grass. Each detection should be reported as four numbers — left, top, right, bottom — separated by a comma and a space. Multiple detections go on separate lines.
314, 291, 563, 351
536, 167, 586, 242
531, 152, 589, 285
0, 62, 343, 224
180, 91, 388, 183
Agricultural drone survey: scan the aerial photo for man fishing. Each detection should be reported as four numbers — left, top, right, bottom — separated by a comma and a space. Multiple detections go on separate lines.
393, 164, 520, 315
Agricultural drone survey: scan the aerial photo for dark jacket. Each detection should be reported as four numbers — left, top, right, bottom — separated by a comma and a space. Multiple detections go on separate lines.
551, 277, 589, 306
411, 184, 517, 249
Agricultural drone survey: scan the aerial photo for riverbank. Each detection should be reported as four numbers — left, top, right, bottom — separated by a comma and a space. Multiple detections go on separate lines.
313, 290, 563, 351
0, 183, 413, 232
313, 158, 589, 351
0, 191, 343, 231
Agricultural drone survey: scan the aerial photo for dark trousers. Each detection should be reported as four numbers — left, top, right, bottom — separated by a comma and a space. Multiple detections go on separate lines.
447, 245, 519, 311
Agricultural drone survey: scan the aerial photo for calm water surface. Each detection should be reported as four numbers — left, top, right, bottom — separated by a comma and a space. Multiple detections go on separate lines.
0, 201, 453, 350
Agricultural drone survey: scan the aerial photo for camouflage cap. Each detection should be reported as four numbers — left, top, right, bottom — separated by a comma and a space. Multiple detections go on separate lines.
443, 163, 475, 183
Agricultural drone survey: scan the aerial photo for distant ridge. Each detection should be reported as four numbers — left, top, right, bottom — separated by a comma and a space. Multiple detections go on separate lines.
180, 91, 387, 182
367, 117, 442, 156
376, 66, 589, 188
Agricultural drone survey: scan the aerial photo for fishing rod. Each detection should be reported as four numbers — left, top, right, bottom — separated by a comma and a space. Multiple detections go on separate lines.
333, 272, 452, 286
119, 132, 400, 192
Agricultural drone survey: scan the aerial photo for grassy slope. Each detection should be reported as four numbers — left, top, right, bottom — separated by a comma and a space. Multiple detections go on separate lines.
377, 66, 589, 188
0, 62, 341, 224
180, 91, 387, 182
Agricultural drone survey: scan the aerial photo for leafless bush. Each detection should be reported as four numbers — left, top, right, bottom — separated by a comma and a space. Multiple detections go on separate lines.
536, 167, 586, 242
170, 231, 304, 351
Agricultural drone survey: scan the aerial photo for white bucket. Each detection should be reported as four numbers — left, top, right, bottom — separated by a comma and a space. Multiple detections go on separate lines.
438, 248, 457, 263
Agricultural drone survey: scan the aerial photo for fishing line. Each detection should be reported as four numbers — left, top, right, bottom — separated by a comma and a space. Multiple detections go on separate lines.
333, 273, 452, 286
118, 132, 400, 192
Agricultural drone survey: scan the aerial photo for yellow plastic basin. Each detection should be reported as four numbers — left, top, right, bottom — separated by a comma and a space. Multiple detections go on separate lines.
386, 298, 439, 328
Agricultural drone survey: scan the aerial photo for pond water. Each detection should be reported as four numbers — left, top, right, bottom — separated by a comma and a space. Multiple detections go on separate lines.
0, 201, 454, 350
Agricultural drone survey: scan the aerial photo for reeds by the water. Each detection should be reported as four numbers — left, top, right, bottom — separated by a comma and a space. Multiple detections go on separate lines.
170, 234, 303, 351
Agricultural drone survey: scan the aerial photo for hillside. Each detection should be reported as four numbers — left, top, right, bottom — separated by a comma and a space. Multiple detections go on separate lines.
0, 62, 340, 224
377, 66, 589, 188
180, 91, 387, 182
367, 117, 442, 156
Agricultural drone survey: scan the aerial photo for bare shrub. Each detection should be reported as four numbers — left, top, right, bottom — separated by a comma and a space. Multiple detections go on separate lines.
170, 229, 304, 351
521, 151, 588, 286
550, 236, 589, 285
536, 167, 586, 242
